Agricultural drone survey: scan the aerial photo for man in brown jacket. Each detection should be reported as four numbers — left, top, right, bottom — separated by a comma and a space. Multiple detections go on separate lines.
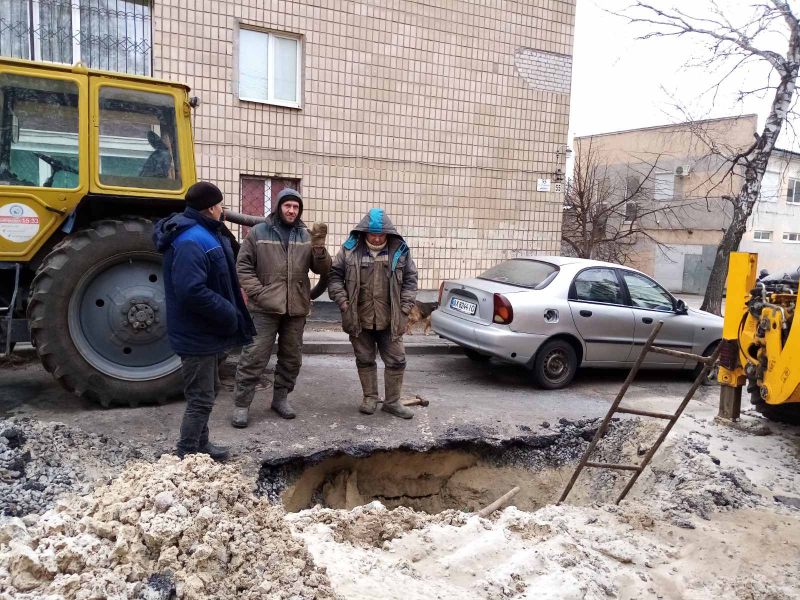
328, 209, 418, 419
232, 189, 331, 425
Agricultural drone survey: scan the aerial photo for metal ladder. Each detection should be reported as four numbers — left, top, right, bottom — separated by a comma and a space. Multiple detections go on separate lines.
558, 321, 722, 505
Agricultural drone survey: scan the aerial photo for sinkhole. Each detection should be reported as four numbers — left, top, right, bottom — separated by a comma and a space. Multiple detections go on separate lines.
258, 419, 661, 514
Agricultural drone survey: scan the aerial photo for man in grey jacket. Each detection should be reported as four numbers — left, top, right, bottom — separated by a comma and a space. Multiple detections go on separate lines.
327, 209, 418, 419
232, 189, 331, 425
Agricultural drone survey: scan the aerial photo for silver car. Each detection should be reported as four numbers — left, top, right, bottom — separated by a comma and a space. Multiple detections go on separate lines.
432, 256, 723, 389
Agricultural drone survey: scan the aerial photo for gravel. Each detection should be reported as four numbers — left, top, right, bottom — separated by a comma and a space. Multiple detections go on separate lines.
0, 418, 145, 518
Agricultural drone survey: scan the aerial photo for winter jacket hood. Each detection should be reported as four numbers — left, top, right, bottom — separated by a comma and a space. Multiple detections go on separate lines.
274, 188, 304, 224
342, 209, 408, 270
345, 208, 402, 240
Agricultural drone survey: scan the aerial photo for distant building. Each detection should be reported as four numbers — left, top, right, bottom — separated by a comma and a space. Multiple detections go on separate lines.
739, 148, 800, 275
573, 116, 757, 293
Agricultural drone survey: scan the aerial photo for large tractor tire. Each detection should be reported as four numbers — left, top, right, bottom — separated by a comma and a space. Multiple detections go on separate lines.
754, 402, 800, 426
28, 217, 183, 407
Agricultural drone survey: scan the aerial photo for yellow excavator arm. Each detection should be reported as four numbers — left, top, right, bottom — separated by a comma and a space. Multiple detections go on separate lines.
718, 252, 800, 422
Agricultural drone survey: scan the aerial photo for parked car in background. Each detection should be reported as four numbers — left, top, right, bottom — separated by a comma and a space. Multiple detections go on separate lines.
431, 256, 723, 389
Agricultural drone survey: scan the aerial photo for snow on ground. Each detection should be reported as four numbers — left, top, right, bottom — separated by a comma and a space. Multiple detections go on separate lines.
1, 408, 799, 600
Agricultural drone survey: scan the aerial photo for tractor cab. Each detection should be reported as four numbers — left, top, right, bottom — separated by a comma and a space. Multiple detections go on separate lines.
1, 57, 197, 407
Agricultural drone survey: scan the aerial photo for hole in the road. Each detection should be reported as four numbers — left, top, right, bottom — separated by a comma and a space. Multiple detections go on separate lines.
149, 274, 158, 283
123, 347, 132, 355
259, 419, 662, 514
95, 299, 105, 307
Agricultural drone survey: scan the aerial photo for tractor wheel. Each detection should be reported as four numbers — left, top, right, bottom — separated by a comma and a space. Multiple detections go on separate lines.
28, 217, 183, 407
753, 402, 800, 426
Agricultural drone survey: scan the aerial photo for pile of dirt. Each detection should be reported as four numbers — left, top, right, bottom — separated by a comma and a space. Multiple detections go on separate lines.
0, 454, 338, 600
0, 418, 144, 518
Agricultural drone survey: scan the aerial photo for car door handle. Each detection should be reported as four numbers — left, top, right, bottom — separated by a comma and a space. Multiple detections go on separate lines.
642, 317, 654, 324
580, 310, 592, 317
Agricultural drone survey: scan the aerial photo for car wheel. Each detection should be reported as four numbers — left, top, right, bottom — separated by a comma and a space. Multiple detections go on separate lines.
463, 348, 491, 363
692, 342, 719, 386
532, 339, 578, 390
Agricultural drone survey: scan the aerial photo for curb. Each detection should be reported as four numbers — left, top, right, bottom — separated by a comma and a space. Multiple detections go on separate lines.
303, 341, 460, 356
4, 342, 460, 360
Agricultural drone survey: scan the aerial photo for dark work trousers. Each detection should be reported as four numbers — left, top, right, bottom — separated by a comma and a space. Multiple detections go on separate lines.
233, 311, 307, 408
349, 328, 406, 371
176, 354, 221, 456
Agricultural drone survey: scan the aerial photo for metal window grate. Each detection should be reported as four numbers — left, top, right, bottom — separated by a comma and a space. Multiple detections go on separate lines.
0, 0, 152, 76
239, 177, 270, 240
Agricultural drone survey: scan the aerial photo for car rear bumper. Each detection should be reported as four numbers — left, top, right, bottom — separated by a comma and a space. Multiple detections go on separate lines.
431, 310, 544, 367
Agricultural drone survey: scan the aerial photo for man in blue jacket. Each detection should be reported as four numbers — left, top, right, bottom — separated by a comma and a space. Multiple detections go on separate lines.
153, 182, 256, 460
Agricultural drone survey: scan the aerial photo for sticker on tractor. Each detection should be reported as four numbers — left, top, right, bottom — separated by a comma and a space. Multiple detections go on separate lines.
0, 203, 40, 243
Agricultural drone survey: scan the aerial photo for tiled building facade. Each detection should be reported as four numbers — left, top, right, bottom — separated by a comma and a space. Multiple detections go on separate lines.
1, 0, 575, 289
153, 0, 575, 289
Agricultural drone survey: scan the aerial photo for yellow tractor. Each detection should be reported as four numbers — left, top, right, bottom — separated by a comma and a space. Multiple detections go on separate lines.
0, 57, 199, 406
718, 252, 800, 423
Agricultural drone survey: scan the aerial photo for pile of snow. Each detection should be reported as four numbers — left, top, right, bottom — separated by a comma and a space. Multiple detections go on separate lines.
289, 497, 797, 600
0, 455, 337, 599
1, 417, 797, 600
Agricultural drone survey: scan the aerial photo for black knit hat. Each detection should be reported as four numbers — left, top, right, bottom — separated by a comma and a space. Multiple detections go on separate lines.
186, 181, 223, 211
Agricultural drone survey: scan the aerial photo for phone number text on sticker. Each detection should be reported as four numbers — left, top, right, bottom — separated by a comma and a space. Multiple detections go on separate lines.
0, 203, 41, 243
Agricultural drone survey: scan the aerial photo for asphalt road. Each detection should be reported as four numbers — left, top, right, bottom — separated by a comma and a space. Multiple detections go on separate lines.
1, 351, 724, 465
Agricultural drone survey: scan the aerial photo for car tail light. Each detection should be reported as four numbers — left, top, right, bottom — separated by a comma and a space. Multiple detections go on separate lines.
493, 294, 514, 324
438, 282, 444, 305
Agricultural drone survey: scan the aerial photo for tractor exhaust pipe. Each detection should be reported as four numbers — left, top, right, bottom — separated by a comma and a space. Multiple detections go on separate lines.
224, 211, 329, 300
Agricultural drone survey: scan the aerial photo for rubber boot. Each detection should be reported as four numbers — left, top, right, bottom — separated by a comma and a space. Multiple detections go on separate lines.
271, 387, 296, 419
357, 367, 380, 414
231, 406, 249, 428
381, 368, 414, 419
197, 442, 230, 461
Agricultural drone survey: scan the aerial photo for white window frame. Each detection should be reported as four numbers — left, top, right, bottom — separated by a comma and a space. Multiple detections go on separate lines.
787, 178, 800, 204
760, 170, 780, 202
238, 28, 302, 109
783, 232, 800, 243
654, 172, 675, 202
753, 230, 773, 242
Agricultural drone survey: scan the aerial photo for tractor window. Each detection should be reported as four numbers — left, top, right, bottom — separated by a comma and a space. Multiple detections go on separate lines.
97, 87, 182, 190
0, 74, 80, 189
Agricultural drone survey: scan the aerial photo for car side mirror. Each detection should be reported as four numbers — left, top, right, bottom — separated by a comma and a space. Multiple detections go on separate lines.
674, 299, 688, 315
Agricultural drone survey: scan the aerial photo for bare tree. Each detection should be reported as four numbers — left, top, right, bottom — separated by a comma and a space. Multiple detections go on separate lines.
621, 1, 800, 315
563, 137, 693, 264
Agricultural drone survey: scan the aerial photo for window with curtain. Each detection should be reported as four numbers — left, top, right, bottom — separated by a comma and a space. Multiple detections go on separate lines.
0, 0, 152, 76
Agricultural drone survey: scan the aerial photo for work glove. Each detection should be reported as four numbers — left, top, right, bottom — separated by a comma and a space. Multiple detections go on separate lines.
310, 222, 328, 248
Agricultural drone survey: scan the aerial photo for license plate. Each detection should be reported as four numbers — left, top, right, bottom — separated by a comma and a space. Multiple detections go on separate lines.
450, 297, 477, 315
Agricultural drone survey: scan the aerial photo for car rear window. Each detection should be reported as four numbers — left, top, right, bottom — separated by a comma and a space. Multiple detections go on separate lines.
478, 260, 559, 289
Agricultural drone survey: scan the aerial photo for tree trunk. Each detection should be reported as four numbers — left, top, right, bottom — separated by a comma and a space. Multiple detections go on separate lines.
700, 55, 800, 315
700, 221, 744, 315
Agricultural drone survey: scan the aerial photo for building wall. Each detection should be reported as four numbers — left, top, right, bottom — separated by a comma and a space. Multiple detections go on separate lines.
573, 116, 755, 293
152, 0, 576, 289
739, 151, 800, 274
